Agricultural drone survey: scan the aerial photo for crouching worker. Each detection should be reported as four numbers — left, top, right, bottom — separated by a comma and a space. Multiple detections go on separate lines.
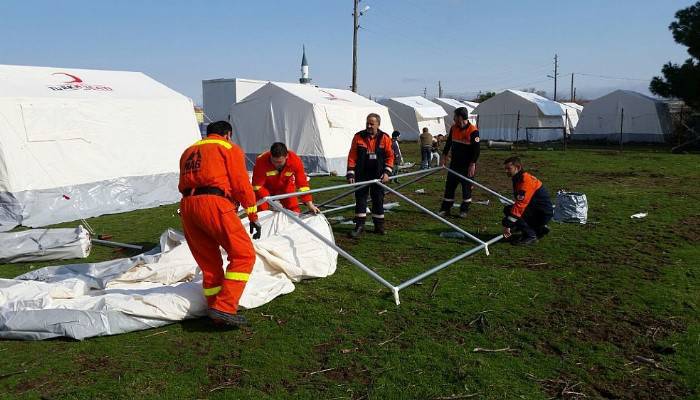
502, 157, 553, 246
178, 121, 262, 327
252, 142, 320, 215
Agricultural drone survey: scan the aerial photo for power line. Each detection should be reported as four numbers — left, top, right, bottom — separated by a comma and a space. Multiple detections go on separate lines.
573, 72, 650, 82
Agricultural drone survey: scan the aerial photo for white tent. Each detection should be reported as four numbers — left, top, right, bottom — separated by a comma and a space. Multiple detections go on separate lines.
229, 82, 393, 175
202, 78, 277, 123
471, 90, 565, 142
379, 96, 447, 140
433, 98, 478, 132
574, 90, 672, 143
560, 102, 584, 133
0, 64, 200, 231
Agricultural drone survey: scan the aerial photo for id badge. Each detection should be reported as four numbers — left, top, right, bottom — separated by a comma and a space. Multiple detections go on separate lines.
369, 153, 377, 160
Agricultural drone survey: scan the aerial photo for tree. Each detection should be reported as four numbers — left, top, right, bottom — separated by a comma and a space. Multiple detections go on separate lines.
473, 91, 496, 103
521, 87, 548, 98
650, 1, 700, 110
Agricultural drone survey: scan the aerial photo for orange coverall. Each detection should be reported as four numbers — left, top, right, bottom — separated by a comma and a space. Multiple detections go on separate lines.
178, 135, 258, 315
251, 150, 312, 213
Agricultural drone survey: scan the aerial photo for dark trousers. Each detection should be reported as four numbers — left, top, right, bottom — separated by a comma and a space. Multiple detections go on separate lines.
441, 165, 473, 212
420, 147, 431, 169
503, 205, 552, 238
355, 183, 385, 218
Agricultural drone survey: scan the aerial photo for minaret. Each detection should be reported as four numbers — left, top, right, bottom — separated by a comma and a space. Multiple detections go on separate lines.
299, 45, 311, 84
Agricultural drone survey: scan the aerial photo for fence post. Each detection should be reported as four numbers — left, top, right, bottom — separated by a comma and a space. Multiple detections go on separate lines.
563, 110, 569, 151
619, 107, 624, 152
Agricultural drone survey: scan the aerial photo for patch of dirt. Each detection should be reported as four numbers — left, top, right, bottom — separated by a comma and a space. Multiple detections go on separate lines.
674, 215, 700, 243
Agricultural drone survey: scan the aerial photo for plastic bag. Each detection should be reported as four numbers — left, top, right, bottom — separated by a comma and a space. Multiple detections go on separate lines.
553, 191, 588, 224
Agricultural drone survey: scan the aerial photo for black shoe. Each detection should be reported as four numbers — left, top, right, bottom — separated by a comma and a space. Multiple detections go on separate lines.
513, 236, 538, 246
208, 308, 249, 327
373, 218, 385, 235
536, 225, 550, 239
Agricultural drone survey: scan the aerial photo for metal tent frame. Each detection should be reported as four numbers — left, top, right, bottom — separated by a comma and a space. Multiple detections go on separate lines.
258, 166, 514, 305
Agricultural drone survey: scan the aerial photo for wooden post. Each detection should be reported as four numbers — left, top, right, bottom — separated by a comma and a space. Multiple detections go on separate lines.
563, 110, 569, 151
352, 0, 359, 92
515, 111, 521, 150
619, 107, 624, 152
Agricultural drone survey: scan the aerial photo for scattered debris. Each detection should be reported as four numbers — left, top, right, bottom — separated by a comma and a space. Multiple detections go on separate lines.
633, 355, 671, 371
377, 309, 388, 315
307, 367, 336, 376
472, 347, 516, 353
142, 330, 168, 338
429, 278, 440, 298
433, 393, 480, 399
415, 188, 426, 194
378, 332, 404, 347
474, 199, 490, 206
631, 212, 648, 219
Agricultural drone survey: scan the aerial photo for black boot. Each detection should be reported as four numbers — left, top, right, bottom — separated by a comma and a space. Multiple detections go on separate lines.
349, 217, 365, 238
373, 217, 385, 235
438, 200, 453, 217
459, 201, 471, 218
536, 225, 550, 239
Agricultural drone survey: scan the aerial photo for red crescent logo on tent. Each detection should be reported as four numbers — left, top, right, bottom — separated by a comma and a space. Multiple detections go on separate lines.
52, 72, 83, 83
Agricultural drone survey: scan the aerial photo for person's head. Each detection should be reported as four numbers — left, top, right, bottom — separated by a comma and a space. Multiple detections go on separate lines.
270, 142, 289, 170
392, 130, 401, 140
437, 134, 445, 141
453, 107, 469, 127
366, 113, 381, 135
503, 156, 523, 177
422, 127, 430, 134
206, 121, 233, 139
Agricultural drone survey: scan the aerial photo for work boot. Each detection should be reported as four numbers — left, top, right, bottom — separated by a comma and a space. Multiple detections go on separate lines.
439, 200, 453, 217
459, 201, 471, 218
512, 236, 538, 246
373, 217, 385, 235
536, 225, 551, 239
208, 308, 249, 327
349, 217, 365, 238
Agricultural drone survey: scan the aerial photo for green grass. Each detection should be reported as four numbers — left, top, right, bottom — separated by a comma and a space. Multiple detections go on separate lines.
0, 145, 698, 399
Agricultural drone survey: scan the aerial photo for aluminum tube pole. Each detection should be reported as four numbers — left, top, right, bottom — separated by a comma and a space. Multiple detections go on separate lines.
91, 239, 144, 250
444, 167, 514, 205
387, 166, 443, 181
396, 235, 504, 290
377, 182, 486, 246
264, 179, 378, 202
320, 203, 356, 215
266, 200, 396, 291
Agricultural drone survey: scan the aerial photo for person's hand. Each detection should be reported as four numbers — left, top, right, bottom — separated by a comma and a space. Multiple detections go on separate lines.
346, 173, 355, 184
381, 173, 390, 184
502, 227, 511, 238
468, 163, 476, 177
307, 202, 321, 215
249, 220, 262, 240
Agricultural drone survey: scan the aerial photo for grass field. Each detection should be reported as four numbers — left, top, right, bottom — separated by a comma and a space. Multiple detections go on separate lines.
0, 145, 698, 399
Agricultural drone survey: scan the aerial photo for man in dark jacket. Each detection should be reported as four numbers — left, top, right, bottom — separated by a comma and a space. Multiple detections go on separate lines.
346, 113, 395, 237
439, 107, 480, 218
502, 157, 554, 246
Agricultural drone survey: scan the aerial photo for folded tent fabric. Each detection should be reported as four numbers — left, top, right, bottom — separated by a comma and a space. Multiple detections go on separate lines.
0, 211, 337, 340
0, 226, 91, 263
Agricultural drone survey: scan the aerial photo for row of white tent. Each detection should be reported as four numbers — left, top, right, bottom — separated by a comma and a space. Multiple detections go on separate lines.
0, 64, 676, 231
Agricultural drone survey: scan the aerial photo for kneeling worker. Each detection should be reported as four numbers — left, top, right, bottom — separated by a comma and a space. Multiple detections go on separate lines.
502, 156, 553, 246
179, 121, 262, 327
252, 142, 321, 214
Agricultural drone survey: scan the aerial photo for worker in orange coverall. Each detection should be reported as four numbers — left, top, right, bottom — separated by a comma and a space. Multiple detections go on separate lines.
178, 121, 262, 327
252, 142, 321, 215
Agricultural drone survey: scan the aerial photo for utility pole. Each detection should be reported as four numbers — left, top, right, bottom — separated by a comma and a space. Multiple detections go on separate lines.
438, 81, 443, 98
352, 0, 359, 92
570, 73, 574, 102
423, 87, 427, 97
553, 54, 558, 101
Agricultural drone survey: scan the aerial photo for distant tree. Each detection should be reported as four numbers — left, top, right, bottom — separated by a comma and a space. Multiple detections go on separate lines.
473, 91, 496, 103
521, 87, 548, 98
650, 1, 700, 110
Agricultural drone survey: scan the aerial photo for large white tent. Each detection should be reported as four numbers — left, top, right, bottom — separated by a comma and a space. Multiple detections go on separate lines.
379, 96, 447, 140
229, 82, 393, 175
202, 78, 274, 123
0, 65, 200, 231
432, 98, 478, 132
471, 90, 566, 142
574, 90, 672, 143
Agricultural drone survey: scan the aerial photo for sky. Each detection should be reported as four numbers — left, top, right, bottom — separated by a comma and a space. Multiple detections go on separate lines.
1, 0, 695, 104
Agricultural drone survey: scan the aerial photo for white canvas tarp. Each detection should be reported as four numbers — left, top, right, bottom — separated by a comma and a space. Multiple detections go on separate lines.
433, 98, 477, 132
574, 90, 672, 143
471, 90, 565, 142
380, 96, 447, 140
560, 102, 584, 134
230, 82, 392, 175
0, 226, 90, 263
0, 64, 201, 231
0, 211, 337, 340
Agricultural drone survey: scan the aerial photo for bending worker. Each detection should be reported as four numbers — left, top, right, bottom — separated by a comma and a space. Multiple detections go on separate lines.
502, 156, 553, 246
346, 113, 394, 237
439, 107, 480, 218
252, 142, 320, 214
178, 121, 262, 327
